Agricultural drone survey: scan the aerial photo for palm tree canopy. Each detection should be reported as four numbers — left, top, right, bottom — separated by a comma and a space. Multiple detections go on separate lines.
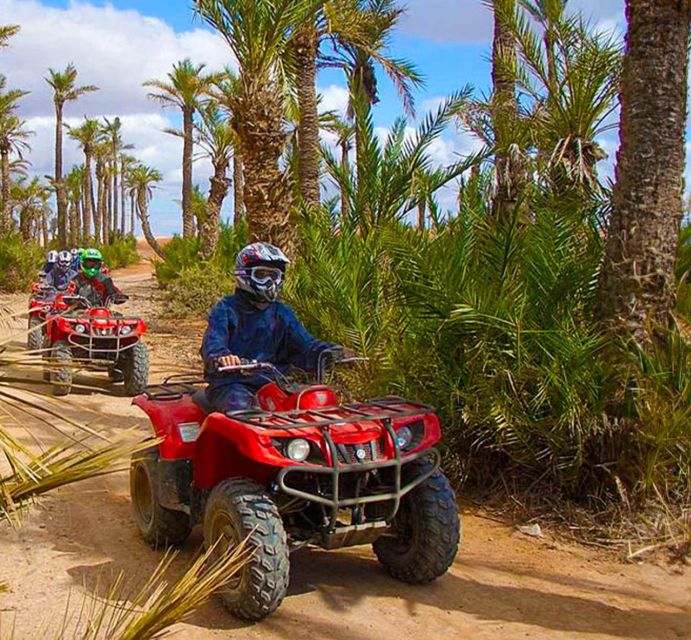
66, 117, 103, 152
45, 63, 98, 106
0, 24, 20, 48
128, 164, 162, 202
0, 114, 33, 157
144, 58, 220, 111
0, 75, 30, 116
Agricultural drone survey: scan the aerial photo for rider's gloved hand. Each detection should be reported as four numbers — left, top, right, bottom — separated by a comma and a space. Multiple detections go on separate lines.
217, 354, 242, 368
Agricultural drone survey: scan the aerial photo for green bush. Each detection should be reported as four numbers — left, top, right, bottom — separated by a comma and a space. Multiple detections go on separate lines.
287, 203, 690, 504
0, 233, 43, 293
155, 222, 248, 287
164, 263, 233, 317
97, 236, 139, 269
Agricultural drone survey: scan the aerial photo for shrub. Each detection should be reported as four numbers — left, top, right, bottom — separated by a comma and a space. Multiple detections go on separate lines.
164, 263, 233, 317
97, 236, 139, 269
0, 233, 43, 293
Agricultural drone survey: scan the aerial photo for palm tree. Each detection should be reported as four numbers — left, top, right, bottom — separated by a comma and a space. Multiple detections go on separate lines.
67, 117, 102, 244
0, 24, 20, 48
102, 117, 133, 239
292, 1, 420, 208
12, 177, 49, 242
120, 153, 137, 235
195, 0, 322, 252
489, 0, 522, 216
144, 59, 219, 239
65, 165, 84, 245
128, 164, 165, 258
321, 111, 354, 220
94, 140, 111, 244
0, 114, 32, 234
45, 64, 98, 246
596, 0, 691, 344
194, 102, 237, 258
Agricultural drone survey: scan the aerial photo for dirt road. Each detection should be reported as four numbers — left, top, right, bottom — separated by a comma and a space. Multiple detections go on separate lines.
0, 259, 689, 639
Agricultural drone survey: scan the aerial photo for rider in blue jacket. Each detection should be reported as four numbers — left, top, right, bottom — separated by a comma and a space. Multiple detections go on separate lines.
201, 242, 341, 412
46, 250, 77, 291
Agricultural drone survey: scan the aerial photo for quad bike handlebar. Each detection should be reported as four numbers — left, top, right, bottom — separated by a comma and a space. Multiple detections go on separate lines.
58, 293, 129, 309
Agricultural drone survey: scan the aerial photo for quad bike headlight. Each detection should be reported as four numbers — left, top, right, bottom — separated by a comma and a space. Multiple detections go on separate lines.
395, 425, 414, 449
286, 438, 310, 462
74, 323, 87, 334
119, 325, 133, 336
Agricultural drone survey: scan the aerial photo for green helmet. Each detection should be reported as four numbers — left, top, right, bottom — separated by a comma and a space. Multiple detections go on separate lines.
81, 248, 103, 279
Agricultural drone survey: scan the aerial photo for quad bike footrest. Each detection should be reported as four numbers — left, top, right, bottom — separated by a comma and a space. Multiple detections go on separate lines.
320, 521, 389, 550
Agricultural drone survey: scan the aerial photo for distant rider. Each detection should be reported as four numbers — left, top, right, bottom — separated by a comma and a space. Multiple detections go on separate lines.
46, 250, 77, 291
201, 242, 349, 413
71, 248, 83, 272
41, 250, 58, 277
69, 248, 125, 307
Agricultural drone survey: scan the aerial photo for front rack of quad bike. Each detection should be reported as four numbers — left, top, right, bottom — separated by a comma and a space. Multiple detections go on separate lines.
256, 397, 441, 543
66, 315, 144, 359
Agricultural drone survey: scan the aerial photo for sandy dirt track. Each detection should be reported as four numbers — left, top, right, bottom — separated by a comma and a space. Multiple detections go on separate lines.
0, 256, 689, 639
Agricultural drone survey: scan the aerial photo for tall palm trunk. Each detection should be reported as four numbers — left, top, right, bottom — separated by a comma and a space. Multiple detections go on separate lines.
597, 0, 691, 344
85, 152, 98, 243
200, 159, 230, 260
120, 161, 127, 235
294, 23, 320, 207
41, 209, 49, 248
69, 198, 80, 246
238, 82, 292, 252
111, 157, 118, 237
233, 152, 244, 227
0, 147, 10, 234
104, 177, 111, 244
491, 0, 521, 216
81, 180, 90, 241
19, 206, 31, 241
182, 105, 195, 238
54, 100, 68, 247
137, 191, 165, 259
96, 159, 106, 245
130, 192, 136, 236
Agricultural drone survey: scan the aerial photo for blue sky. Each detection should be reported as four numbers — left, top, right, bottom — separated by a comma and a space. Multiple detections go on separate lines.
0, 0, 644, 236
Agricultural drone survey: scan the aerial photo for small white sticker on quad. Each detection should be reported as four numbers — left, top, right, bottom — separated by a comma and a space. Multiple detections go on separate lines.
178, 422, 201, 442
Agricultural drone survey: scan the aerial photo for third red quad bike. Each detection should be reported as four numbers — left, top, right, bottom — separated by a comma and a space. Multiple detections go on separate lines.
130, 353, 461, 621
27, 281, 58, 351
42, 293, 149, 396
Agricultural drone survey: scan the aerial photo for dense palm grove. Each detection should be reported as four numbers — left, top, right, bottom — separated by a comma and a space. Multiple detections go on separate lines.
1, 0, 690, 532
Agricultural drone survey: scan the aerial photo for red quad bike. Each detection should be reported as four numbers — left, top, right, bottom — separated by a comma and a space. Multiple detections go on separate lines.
130, 353, 461, 621
27, 281, 59, 351
42, 293, 149, 396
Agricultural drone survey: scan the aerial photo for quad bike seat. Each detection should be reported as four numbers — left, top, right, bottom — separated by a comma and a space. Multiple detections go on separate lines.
191, 389, 214, 415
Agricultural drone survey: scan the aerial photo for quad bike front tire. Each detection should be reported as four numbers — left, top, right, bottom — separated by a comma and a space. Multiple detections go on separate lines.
27, 315, 43, 351
130, 446, 192, 548
50, 340, 73, 396
373, 459, 460, 584
203, 478, 289, 622
121, 341, 149, 396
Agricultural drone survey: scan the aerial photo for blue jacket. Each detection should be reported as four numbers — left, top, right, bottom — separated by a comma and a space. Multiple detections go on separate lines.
201, 291, 333, 391
47, 268, 77, 291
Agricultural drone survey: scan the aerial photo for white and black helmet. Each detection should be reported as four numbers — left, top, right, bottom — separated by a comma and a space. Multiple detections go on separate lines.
46, 250, 58, 263
234, 242, 290, 304
57, 250, 72, 272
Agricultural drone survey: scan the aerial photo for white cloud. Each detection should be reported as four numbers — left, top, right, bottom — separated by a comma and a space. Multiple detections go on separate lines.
319, 85, 349, 116
0, 0, 233, 118
400, 0, 624, 44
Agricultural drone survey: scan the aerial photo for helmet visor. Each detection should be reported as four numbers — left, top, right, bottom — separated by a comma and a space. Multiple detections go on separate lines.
247, 266, 283, 286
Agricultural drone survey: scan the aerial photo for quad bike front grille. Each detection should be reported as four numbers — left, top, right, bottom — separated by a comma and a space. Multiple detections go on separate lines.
335, 439, 383, 464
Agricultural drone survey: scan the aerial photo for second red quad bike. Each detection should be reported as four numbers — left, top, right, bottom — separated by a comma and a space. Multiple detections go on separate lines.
42, 293, 149, 396
130, 353, 460, 621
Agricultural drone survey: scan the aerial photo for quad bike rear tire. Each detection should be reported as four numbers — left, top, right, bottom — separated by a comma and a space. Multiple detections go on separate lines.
121, 341, 149, 396
27, 315, 43, 351
373, 459, 460, 584
203, 478, 289, 622
130, 446, 192, 548
51, 340, 73, 396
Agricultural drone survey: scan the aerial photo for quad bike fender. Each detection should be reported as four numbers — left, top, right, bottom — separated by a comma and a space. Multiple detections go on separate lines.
193, 413, 290, 490
132, 393, 206, 460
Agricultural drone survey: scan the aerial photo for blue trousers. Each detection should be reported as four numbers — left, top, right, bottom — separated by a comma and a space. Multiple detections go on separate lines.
205, 383, 258, 413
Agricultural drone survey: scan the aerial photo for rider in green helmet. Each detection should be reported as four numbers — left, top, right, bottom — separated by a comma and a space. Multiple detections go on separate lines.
70, 248, 127, 307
